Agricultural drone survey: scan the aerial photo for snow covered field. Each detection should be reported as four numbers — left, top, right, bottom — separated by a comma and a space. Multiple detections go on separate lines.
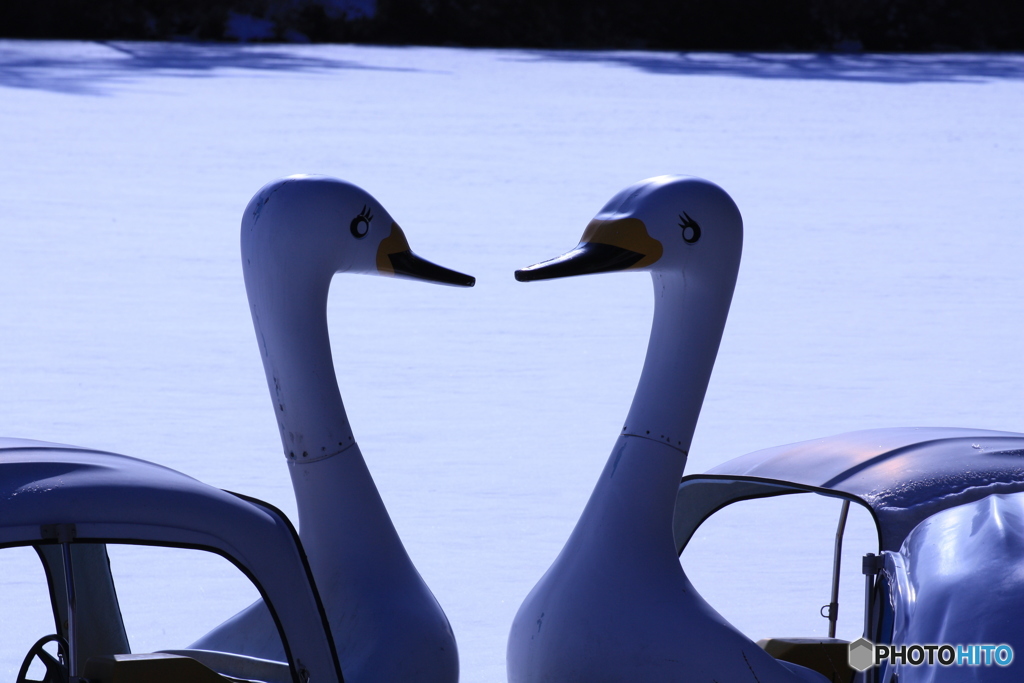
1, 41, 1022, 681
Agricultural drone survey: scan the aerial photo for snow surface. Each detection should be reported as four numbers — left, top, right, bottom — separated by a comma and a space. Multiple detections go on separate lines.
0, 41, 1021, 681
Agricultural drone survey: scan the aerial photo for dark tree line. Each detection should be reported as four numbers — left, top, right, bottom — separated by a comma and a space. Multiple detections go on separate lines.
1, 0, 1021, 50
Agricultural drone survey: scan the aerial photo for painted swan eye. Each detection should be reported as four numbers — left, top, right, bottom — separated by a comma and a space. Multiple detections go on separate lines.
678, 212, 701, 244
350, 205, 374, 238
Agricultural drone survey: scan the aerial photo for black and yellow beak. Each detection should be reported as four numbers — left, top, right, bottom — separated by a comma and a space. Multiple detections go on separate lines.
515, 242, 644, 282
377, 223, 475, 287
515, 217, 662, 282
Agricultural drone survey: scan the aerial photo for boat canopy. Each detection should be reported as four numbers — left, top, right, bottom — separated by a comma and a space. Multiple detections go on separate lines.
0, 437, 342, 683
673, 427, 1024, 553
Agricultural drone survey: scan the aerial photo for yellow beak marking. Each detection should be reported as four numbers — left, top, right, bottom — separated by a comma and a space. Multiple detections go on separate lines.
581, 217, 663, 269
376, 222, 411, 275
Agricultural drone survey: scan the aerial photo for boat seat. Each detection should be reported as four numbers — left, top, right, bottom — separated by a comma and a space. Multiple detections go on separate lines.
83, 653, 249, 683
757, 637, 854, 683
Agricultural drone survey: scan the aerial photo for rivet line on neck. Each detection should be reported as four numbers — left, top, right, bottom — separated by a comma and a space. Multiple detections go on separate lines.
286, 438, 358, 464
620, 431, 689, 455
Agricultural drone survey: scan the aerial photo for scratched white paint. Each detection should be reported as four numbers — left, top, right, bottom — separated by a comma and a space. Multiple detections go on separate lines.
0, 42, 1021, 681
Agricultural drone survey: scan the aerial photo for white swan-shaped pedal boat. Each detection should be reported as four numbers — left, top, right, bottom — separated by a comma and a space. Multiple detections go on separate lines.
508, 174, 1024, 683
0, 175, 472, 683
508, 174, 828, 682
192, 175, 472, 682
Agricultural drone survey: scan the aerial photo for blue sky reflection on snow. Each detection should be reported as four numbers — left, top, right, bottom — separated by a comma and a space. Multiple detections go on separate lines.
0, 41, 1021, 682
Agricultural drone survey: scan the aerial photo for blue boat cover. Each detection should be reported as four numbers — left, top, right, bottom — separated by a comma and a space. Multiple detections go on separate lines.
674, 427, 1024, 552
0, 437, 342, 683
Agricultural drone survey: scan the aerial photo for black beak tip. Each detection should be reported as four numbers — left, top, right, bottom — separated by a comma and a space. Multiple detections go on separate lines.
388, 250, 475, 287
513, 268, 534, 282
429, 268, 475, 288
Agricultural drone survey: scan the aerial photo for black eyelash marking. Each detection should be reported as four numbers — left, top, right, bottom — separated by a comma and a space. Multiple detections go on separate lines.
678, 212, 701, 244
350, 205, 373, 238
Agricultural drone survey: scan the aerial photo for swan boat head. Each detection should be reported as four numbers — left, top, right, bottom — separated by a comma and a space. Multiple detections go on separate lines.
516, 174, 742, 453
515, 174, 741, 285
243, 174, 474, 290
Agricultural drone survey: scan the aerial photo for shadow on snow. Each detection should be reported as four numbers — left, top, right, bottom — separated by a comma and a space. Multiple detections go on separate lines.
514, 50, 1024, 84
0, 40, 427, 95
2, 40, 1022, 94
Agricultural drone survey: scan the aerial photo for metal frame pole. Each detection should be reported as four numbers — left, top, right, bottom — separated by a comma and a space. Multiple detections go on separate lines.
826, 500, 851, 638
61, 540, 78, 680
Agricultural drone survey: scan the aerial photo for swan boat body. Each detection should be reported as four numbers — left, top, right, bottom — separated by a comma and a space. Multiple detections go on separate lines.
679, 426, 1024, 683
